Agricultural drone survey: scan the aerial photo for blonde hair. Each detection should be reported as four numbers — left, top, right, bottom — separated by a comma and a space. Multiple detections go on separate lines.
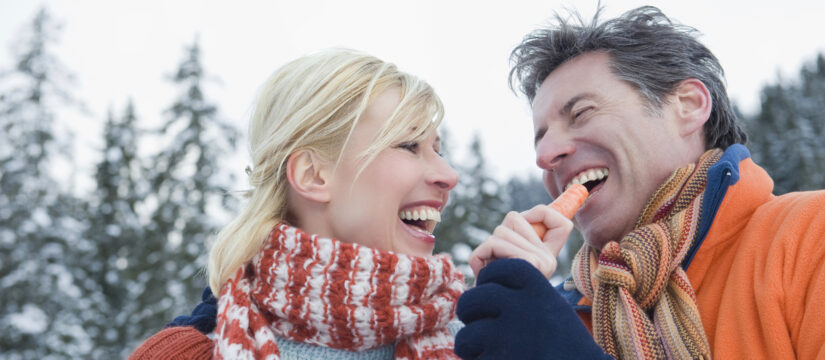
207, 49, 444, 292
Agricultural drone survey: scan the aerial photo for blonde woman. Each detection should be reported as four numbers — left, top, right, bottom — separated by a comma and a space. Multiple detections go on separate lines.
130, 49, 465, 359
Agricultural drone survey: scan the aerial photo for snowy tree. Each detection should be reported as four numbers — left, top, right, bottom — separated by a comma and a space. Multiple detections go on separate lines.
747, 53, 825, 194
139, 37, 239, 337
0, 8, 92, 358
78, 101, 150, 358
434, 132, 506, 276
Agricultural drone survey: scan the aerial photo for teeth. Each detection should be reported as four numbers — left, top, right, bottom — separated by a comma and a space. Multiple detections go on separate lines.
410, 226, 432, 235
398, 206, 442, 222
565, 167, 609, 191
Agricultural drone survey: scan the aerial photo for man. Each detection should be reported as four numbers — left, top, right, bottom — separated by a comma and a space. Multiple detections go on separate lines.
454, 6, 825, 360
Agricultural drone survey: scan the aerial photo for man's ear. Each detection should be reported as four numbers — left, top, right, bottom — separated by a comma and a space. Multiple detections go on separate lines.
286, 149, 331, 203
673, 78, 712, 137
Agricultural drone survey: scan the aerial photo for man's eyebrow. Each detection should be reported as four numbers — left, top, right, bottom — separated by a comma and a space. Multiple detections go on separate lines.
560, 93, 597, 116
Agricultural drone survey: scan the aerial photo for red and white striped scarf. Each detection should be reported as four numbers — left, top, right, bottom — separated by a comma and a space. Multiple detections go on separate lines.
214, 224, 465, 359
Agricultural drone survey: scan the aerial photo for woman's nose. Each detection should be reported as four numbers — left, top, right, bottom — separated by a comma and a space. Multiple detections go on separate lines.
428, 156, 459, 191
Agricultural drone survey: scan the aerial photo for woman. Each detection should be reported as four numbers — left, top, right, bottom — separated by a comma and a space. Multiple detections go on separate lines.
130, 48, 465, 359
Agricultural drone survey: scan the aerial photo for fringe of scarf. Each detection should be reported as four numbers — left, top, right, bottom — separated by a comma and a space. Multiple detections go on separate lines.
571, 149, 722, 359
214, 224, 465, 360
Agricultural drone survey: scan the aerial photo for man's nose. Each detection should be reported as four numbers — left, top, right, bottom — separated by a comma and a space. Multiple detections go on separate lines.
535, 132, 575, 171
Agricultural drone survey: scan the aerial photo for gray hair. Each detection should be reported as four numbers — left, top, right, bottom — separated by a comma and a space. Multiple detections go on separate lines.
510, 6, 747, 149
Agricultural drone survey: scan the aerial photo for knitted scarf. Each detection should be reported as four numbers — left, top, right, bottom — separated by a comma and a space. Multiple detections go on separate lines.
571, 149, 722, 359
214, 224, 465, 360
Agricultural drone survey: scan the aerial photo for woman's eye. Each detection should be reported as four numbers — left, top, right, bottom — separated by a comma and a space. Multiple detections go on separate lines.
398, 142, 419, 154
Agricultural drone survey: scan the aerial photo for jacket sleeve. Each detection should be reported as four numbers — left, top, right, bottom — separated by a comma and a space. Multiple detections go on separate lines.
785, 193, 825, 359
129, 326, 213, 360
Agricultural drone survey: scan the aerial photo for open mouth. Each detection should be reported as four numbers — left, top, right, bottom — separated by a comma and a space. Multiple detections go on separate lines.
398, 207, 441, 235
565, 168, 608, 193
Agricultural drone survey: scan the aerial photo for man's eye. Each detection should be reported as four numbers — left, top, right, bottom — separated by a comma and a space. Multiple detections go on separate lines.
573, 107, 593, 120
398, 142, 419, 153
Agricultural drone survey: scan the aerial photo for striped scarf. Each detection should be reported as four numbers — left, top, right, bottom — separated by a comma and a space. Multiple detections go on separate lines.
214, 224, 465, 360
571, 149, 722, 359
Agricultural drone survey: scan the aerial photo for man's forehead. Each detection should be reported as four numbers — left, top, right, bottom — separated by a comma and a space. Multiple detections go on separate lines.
532, 54, 613, 117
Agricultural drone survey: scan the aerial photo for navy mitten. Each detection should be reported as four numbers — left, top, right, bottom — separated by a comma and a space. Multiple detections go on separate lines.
166, 287, 218, 334
455, 259, 611, 360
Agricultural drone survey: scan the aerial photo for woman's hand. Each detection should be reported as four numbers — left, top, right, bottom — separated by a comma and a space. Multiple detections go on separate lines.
468, 204, 574, 279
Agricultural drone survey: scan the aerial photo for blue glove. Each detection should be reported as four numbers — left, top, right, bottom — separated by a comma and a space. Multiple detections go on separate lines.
166, 286, 218, 334
455, 259, 612, 360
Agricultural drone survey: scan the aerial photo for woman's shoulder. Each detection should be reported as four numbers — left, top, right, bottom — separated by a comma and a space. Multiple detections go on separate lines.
129, 326, 213, 360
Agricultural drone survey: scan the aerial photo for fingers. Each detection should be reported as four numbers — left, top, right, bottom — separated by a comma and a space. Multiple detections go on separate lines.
522, 204, 575, 257
456, 281, 510, 323
469, 234, 551, 277
469, 207, 575, 279
454, 317, 498, 360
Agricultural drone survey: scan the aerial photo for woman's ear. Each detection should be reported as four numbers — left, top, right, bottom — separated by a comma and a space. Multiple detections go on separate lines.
674, 78, 712, 137
285, 149, 331, 203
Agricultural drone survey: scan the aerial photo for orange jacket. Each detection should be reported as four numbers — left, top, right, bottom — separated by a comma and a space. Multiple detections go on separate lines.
572, 148, 825, 359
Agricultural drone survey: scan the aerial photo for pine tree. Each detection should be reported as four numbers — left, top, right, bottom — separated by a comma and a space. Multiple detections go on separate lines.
80, 101, 148, 357
434, 132, 506, 274
0, 7, 91, 358
747, 53, 825, 194
140, 37, 239, 336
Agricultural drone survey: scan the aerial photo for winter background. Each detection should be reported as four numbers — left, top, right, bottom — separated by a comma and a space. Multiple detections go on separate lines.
1, 0, 824, 358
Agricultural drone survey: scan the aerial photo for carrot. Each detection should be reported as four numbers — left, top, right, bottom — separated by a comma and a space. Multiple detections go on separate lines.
531, 183, 589, 238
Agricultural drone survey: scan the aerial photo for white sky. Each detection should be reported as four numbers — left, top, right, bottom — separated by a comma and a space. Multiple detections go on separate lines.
2, 0, 825, 188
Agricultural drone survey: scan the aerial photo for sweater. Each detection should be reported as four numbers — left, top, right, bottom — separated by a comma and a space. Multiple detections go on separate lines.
130, 319, 464, 359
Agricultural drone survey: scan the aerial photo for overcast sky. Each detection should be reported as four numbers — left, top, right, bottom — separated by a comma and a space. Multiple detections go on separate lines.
2, 0, 825, 189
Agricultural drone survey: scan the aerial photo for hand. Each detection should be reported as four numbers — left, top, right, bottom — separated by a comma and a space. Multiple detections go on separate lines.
454, 259, 611, 360
468, 204, 574, 279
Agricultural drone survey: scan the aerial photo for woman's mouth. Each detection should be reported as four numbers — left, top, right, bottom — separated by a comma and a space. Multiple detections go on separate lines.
398, 206, 441, 236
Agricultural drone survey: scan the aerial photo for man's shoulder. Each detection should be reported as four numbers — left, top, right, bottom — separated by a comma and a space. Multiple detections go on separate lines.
756, 189, 825, 227
744, 189, 825, 256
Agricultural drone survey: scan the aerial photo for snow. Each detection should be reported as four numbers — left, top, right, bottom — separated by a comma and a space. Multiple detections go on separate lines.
105, 224, 121, 236
106, 147, 122, 162
31, 208, 51, 227
7, 304, 48, 334
451, 242, 472, 263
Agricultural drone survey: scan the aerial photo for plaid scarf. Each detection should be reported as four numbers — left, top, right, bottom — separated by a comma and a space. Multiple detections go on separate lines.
213, 224, 464, 360
571, 149, 722, 359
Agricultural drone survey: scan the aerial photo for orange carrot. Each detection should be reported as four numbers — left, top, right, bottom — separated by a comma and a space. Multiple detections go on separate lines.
531, 183, 589, 238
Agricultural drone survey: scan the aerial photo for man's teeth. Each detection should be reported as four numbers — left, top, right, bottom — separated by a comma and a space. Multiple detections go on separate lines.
398, 207, 442, 222
565, 168, 609, 191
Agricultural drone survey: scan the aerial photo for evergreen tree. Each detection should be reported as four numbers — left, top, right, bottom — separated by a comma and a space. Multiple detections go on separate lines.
0, 8, 91, 358
80, 101, 148, 357
141, 37, 239, 335
747, 53, 825, 194
434, 132, 506, 273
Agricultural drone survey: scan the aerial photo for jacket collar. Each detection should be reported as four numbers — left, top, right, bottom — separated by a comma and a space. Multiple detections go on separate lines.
558, 144, 775, 308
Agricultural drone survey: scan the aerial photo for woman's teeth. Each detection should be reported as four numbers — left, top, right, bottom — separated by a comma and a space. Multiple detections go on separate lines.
565, 168, 608, 191
398, 207, 441, 222
398, 207, 441, 236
